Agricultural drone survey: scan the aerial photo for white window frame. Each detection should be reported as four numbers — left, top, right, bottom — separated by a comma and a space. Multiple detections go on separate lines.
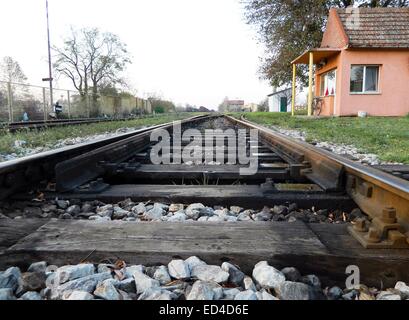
350, 65, 380, 94
320, 69, 337, 97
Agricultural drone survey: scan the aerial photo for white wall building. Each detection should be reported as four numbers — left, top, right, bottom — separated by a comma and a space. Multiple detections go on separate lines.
267, 87, 308, 113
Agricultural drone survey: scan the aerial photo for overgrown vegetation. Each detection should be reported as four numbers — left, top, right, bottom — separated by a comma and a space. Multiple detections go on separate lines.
0, 113, 197, 155
148, 97, 176, 114
234, 112, 409, 163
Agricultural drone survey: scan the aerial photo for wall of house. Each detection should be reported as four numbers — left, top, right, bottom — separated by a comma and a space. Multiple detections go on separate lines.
321, 8, 348, 49
268, 93, 291, 113
315, 53, 342, 116
339, 49, 409, 116
315, 49, 409, 116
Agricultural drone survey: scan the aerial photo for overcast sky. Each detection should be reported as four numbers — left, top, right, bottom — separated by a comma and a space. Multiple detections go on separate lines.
0, 0, 272, 110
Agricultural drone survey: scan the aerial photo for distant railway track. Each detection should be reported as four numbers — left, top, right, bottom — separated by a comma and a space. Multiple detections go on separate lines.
0, 114, 408, 288
1, 114, 159, 132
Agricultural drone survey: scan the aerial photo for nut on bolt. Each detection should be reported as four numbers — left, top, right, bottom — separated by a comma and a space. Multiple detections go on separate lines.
366, 227, 381, 243
353, 218, 368, 232
381, 207, 397, 224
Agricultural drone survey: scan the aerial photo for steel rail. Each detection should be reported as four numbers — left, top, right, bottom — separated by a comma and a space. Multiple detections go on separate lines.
0, 114, 210, 200
227, 116, 409, 200
226, 115, 409, 248
3, 115, 162, 132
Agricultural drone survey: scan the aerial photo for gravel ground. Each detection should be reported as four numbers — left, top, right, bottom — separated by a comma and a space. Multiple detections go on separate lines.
0, 199, 366, 224
0, 127, 141, 162
272, 126, 402, 166
1, 258, 408, 300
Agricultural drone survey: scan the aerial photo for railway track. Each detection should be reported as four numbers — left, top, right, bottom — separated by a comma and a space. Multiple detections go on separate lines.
0, 114, 409, 298
1, 115, 156, 132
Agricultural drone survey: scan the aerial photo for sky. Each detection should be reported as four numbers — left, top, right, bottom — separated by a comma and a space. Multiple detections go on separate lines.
0, 0, 272, 110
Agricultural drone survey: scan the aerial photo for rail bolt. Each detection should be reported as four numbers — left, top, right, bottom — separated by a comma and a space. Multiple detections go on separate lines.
381, 207, 397, 224
366, 227, 381, 243
353, 218, 368, 232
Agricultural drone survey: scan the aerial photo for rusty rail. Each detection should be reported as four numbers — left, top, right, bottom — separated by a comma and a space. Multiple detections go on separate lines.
0, 115, 211, 200
226, 115, 409, 249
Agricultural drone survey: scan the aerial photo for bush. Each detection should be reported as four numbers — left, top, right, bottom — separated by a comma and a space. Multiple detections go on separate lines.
154, 106, 165, 114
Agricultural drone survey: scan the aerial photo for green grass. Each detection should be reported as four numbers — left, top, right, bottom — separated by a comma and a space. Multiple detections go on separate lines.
232, 112, 409, 164
0, 113, 200, 155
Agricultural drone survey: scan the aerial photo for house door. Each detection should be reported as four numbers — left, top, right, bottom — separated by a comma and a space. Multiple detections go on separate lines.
280, 97, 287, 113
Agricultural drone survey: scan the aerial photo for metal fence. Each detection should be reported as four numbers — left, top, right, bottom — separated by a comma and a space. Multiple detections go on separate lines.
0, 81, 152, 122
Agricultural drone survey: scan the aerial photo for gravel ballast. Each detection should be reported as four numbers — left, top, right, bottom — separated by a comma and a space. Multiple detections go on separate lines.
0, 199, 365, 224
0, 258, 407, 301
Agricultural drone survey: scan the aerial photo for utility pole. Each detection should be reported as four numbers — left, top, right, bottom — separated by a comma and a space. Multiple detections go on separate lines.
45, 0, 53, 116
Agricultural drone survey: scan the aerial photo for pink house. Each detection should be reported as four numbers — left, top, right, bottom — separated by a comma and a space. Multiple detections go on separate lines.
291, 8, 409, 117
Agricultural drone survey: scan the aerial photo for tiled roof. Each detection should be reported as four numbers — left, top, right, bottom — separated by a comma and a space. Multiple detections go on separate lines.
337, 8, 409, 48
227, 100, 244, 105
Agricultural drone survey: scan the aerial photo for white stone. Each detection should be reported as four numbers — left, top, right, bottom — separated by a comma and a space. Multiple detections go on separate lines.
223, 288, 241, 300
395, 282, 409, 299
186, 204, 204, 220
138, 288, 173, 300
96, 205, 113, 217
191, 265, 229, 283
122, 265, 144, 278
0, 288, 16, 300
0, 267, 21, 291
168, 260, 190, 279
225, 216, 238, 222
65, 290, 94, 300
133, 271, 160, 294
252, 261, 285, 289
53, 264, 95, 285
132, 203, 146, 215
185, 256, 206, 272
169, 204, 184, 212
27, 262, 47, 274
208, 215, 223, 222
186, 280, 214, 300
206, 281, 223, 300
168, 212, 187, 222
112, 206, 130, 219
20, 291, 42, 300
153, 203, 169, 210
237, 212, 252, 221
145, 207, 164, 221
153, 266, 171, 285
243, 276, 257, 292
260, 289, 278, 300
230, 206, 243, 214
53, 272, 112, 299
234, 290, 258, 300
377, 291, 401, 300
94, 279, 122, 300
214, 209, 229, 216
276, 281, 311, 300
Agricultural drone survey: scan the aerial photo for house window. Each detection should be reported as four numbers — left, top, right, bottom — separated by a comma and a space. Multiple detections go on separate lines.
320, 70, 336, 96
350, 65, 379, 93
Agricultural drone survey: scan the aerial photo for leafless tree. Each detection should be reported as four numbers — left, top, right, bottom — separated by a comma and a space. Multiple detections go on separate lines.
53, 27, 131, 115
0, 56, 27, 83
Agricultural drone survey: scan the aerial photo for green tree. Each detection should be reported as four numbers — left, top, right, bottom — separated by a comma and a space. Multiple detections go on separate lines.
244, 0, 409, 87
148, 96, 176, 114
